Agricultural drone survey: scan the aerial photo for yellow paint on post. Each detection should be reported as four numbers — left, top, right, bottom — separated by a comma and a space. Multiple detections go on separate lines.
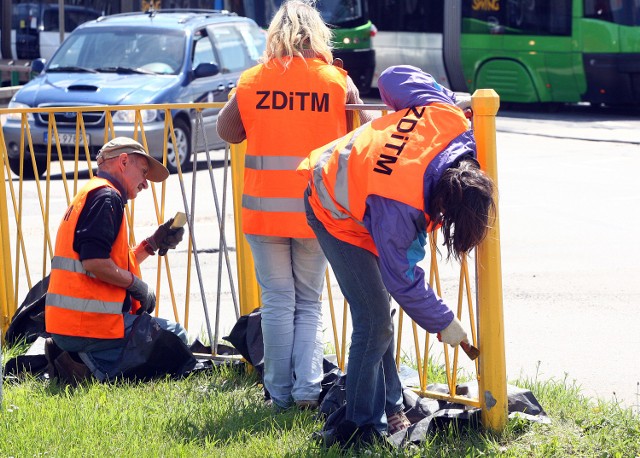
229, 139, 262, 317
0, 129, 16, 337
472, 89, 508, 432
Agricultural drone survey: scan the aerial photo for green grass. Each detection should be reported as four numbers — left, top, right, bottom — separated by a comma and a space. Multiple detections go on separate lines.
1, 343, 639, 457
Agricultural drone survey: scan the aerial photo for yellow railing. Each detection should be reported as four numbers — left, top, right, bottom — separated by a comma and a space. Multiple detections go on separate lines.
0, 102, 240, 351
230, 92, 506, 430
0, 94, 506, 431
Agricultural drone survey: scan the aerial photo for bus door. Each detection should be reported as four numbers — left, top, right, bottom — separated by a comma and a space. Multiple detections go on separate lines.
580, 0, 640, 104
369, 1, 449, 88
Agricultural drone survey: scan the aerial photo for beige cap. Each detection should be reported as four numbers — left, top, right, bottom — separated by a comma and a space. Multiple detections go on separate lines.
96, 137, 169, 182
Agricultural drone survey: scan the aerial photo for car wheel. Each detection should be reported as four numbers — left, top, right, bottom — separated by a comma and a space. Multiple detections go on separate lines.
166, 118, 191, 174
8, 155, 46, 180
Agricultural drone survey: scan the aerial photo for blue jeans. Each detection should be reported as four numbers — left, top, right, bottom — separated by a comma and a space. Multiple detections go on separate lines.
245, 233, 327, 408
53, 313, 188, 381
304, 190, 404, 432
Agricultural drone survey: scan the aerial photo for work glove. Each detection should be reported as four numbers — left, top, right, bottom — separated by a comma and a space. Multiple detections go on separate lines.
438, 317, 469, 347
127, 275, 156, 315
145, 218, 185, 256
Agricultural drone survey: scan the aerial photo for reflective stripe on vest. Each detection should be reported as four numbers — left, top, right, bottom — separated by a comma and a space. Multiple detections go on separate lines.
50, 255, 96, 278
236, 57, 348, 238
242, 195, 305, 213
46, 293, 123, 314
312, 124, 368, 222
303, 103, 471, 253
244, 155, 304, 171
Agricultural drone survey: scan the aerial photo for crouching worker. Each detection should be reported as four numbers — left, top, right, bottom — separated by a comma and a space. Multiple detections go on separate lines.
44, 137, 188, 383
298, 65, 496, 447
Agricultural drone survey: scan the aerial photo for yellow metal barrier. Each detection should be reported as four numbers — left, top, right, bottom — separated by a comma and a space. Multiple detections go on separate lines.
473, 89, 508, 431
0, 102, 241, 356
229, 139, 262, 317
0, 127, 15, 332
0, 97, 507, 431
226, 97, 506, 429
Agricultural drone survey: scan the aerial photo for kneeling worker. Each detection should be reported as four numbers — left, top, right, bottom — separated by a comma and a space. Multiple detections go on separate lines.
45, 137, 187, 381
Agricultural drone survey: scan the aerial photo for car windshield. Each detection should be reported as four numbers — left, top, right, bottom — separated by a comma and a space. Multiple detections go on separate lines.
47, 28, 186, 75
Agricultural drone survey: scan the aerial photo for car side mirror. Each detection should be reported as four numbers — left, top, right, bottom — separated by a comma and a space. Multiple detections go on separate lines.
193, 62, 219, 78
31, 58, 46, 74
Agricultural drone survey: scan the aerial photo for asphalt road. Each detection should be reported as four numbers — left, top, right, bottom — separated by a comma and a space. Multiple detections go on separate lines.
3, 102, 639, 410
494, 105, 640, 409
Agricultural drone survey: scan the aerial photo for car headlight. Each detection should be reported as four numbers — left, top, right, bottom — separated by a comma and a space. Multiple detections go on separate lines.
2, 101, 34, 123
112, 109, 159, 124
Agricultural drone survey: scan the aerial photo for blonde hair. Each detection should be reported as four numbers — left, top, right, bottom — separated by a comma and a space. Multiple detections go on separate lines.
262, 0, 334, 69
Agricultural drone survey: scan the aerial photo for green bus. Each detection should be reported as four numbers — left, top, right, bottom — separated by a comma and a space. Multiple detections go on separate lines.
229, 0, 376, 93
369, 0, 640, 106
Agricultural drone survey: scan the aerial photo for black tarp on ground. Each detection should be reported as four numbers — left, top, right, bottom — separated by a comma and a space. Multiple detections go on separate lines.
2, 277, 241, 382
4, 275, 50, 346
225, 307, 550, 448
5, 294, 550, 448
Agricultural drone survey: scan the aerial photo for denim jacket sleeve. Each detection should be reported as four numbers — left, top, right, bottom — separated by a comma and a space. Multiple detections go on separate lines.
363, 195, 454, 333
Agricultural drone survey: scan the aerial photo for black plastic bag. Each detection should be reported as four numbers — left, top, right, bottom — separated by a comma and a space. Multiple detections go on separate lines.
5, 275, 50, 345
112, 313, 197, 381
223, 307, 264, 376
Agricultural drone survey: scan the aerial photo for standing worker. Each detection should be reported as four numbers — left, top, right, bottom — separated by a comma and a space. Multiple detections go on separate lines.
217, 0, 373, 410
45, 137, 186, 382
299, 65, 496, 446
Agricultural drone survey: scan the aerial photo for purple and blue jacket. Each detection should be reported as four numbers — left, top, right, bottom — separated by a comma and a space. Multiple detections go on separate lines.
363, 65, 476, 333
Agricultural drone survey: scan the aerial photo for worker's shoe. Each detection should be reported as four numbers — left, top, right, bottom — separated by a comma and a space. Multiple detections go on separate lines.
387, 410, 411, 435
44, 337, 63, 379
53, 351, 92, 386
295, 400, 319, 410
264, 399, 292, 414
320, 420, 391, 450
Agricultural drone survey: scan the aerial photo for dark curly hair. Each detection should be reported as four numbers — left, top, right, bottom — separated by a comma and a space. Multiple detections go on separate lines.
428, 157, 496, 260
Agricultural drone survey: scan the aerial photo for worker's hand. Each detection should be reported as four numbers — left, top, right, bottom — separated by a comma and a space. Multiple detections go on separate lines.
127, 275, 156, 315
438, 317, 469, 347
146, 218, 185, 256
157, 225, 184, 256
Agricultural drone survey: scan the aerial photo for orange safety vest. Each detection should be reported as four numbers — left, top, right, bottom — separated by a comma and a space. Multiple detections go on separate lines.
298, 103, 470, 254
236, 57, 348, 238
45, 177, 141, 339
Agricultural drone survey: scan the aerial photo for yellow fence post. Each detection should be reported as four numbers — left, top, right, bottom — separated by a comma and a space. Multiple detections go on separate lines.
229, 140, 261, 316
0, 130, 16, 338
472, 89, 507, 432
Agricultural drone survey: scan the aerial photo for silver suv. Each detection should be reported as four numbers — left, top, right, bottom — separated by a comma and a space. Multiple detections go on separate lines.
3, 9, 265, 177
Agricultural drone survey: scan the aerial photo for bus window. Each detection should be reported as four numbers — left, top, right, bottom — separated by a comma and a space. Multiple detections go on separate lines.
462, 0, 571, 36
369, 0, 444, 33
316, 0, 367, 27
584, 0, 640, 25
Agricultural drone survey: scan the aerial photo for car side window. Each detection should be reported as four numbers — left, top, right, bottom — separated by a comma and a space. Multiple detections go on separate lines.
192, 32, 217, 71
208, 25, 249, 73
235, 23, 266, 64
